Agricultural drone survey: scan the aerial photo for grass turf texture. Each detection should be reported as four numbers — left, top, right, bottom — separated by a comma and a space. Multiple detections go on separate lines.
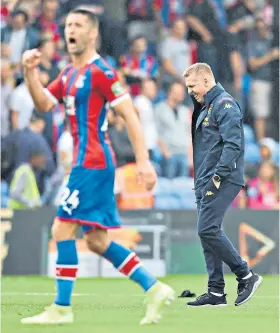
1, 275, 279, 333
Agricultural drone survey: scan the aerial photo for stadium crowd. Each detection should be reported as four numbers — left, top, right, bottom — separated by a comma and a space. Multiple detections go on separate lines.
1, 0, 279, 211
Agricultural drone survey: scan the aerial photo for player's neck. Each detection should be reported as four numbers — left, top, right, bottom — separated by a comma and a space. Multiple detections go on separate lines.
71, 50, 99, 69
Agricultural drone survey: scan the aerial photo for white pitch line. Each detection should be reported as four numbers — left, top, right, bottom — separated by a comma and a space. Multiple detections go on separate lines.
1, 292, 144, 297
1, 293, 279, 299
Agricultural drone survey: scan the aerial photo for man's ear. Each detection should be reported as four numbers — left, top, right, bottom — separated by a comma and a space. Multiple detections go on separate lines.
204, 77, 208, 87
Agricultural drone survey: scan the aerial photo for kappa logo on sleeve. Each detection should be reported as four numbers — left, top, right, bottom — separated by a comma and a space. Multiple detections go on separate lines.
111, 81, 125, 96
224, 103, 233, 109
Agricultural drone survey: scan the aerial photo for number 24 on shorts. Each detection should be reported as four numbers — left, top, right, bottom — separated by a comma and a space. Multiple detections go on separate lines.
60, 188, 80, 215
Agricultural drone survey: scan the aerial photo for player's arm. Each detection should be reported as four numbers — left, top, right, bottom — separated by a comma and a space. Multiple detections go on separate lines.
116, 99, 157, 190
22, 49, 55, 112
97, 70, 157, 190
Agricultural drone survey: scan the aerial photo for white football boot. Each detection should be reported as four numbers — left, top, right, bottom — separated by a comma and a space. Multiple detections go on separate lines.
21, 303, 73, 324
140, 282, 175, 325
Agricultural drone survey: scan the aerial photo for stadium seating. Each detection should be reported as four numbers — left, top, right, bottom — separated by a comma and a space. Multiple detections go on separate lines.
243, 124, 255, 144
244, 143, 261, 164
155, 177, 196, 209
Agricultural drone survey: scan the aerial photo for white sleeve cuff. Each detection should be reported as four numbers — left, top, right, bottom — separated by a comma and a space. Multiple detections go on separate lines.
43, 88, 59, 105
110, 93, 130, 107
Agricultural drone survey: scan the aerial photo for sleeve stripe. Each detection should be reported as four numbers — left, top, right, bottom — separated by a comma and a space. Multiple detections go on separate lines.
43, 88, 59, 105
110, 93, 130, 107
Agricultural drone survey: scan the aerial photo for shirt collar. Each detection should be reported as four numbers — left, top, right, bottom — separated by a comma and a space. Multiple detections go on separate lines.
87, 54, 100, 64
204, 83, 225, 106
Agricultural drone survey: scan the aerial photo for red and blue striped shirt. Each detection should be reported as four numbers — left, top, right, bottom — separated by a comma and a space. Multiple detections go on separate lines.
154, 0, 189, 27
45, 55, 128, 169
120, 52, 158, 96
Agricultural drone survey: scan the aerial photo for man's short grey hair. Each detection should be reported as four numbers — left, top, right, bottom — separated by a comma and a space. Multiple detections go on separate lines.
183, 63, 214, 78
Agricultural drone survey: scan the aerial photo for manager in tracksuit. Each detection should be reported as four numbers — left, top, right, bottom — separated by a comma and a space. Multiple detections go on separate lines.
183, 63, 262, 307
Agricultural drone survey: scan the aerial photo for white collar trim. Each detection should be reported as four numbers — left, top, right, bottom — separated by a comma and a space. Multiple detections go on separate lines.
87, 54, 100, 64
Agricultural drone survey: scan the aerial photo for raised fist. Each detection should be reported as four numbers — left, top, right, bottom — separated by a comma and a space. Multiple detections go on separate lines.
22, 49, 42, 70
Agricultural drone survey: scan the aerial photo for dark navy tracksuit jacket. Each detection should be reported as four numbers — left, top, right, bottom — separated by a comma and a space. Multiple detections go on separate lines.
191, 83, 249, 290
192, 83, 245, 190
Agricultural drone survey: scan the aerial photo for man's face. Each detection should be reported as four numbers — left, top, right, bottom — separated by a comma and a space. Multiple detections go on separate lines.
43, 0, 58, 20
32, 155, 46, 170
142, 80, 157, 100
256, 20, 268, 37
1, 63, 13, 82
65, 13, 97, 55
12, 14, 26, 30
185, 73, 209, 104
41, 40, 56, 60
132, 37, 147, 54
172, 19, 186, 39
169, 83, 185, 104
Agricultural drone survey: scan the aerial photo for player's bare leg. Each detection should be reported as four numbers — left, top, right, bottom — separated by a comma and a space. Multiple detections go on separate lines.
21, 219, 78, 324
85, 228, 175, 325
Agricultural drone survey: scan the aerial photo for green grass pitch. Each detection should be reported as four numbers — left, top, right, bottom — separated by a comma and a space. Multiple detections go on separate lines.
1, 275, 279, 333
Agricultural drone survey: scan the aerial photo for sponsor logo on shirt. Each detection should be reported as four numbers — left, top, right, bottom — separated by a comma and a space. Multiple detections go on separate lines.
111, 81, 125, 97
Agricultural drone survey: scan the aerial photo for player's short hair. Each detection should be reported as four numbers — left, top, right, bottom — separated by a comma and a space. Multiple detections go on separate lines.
69, 8, 99, 28
183, 63, 214, 78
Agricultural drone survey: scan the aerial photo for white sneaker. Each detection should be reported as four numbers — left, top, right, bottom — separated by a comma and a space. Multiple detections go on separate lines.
140, 282, 175, 325
21, 303, 74, 324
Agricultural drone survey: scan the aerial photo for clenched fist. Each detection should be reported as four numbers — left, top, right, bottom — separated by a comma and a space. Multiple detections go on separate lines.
22, 49, 42, 70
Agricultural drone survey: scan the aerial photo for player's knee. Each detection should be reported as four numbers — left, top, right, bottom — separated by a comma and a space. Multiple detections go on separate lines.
85, 229, 109, 255
51, 219, 77, 241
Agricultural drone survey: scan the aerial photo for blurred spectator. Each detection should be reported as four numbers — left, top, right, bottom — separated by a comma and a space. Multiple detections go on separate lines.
125, 0, 156, 45
9, 80, 34, 130
1, 58, 14, 138
247, 17, 279, 140
155, 81, 191, 178
8, 149, 45, 210
20, 0, 41, 22
42, 120, 73, 206
3, 114, 55, 191
248, 160, 279, 209
187, 0, 226, 77
9, 70, 49, 130
134, 78, 161, 173
160, 18, 190, 91
96, 35, 117, 69
120, 35, 158, 96
38, 38, 60, 84
115, 163, 154, 210
1, 9, 39, 66
153, 0, 189, 31
226, 0, 257, 47
57, 119, 73, 170
218, 32, 244, 102
33, 0, 60, 41
269, 0, 279, 140
108, 113, 135, 168
259, 137, 279, 164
